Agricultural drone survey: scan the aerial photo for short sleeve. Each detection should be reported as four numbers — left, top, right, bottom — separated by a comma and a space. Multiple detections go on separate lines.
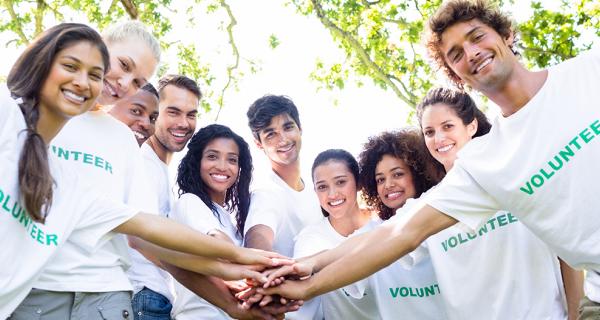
122, 141, 158, 214
244, 189, 284, 236
425, 163, 500, 232
67, 182, 137, 253
170, 194, 221, 234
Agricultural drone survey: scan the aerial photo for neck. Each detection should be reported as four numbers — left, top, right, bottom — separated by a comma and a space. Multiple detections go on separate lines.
328, 203, 371, 237
211, 192, 226, 207
147, 135, 172, 165
272, 160, 303, 191
481, 65, 548, 117
36, 108, 67, 145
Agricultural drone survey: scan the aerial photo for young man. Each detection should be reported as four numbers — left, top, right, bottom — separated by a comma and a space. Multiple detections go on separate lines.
108, 83, 160, 146
261, 0, 599, 316
244, 95, 323, 319
127, 74, 200, 319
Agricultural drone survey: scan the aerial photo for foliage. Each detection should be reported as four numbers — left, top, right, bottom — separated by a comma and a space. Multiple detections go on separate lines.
289, 0, 600, 108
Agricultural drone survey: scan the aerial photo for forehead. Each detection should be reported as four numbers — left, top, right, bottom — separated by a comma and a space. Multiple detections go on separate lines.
159, 85, 199, 112
313, 160, 352, 179
107, 39, 157, 78
204, 137, 239, 154
440, 19, 494, 50
263, 113, 297, 129
421, 103, 460, 125
57, 42, 105, 71
376, 154, 408, 173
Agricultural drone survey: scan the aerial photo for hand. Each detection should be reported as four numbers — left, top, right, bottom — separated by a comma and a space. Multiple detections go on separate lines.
233, 247, 294, 267
217, 262, 269, 284
225, 279, 253, 295
229, 299, 302, 320
262, 261, 314, 288
258, 278, 313, 301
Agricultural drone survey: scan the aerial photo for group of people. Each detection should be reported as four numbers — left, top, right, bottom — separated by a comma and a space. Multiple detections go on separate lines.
1, 0, 600, 319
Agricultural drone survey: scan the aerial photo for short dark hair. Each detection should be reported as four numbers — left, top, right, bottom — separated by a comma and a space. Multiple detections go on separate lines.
416, 87, 492, 139
312, 149, 360, 217
8, 23, 109, 223
247, 95, 302, 141
426, 0, 517, 87
358, 129, 444, 220
140, 82, 159, 100
176, 124, 253, 237
158, 74, 202, 100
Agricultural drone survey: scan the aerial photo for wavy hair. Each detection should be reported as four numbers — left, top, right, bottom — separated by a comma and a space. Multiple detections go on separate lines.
7, 23, 110, 223
176, 124, 252, 237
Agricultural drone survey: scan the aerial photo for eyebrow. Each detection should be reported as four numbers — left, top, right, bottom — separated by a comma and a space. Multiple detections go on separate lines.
62, 55, 104, 72
376, 167, 403, 176
445, 26, 483, 58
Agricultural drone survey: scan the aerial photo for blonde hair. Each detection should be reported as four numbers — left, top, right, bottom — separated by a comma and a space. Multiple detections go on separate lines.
103, 20, 161, 63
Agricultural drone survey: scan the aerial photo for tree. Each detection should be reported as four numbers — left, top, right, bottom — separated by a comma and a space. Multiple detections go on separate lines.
288, 0, 600, 108
0, 0, 248, 117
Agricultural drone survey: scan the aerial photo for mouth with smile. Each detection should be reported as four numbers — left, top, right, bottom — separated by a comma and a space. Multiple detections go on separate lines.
436, 143, 455, 154
471, 54, 494, 74
62, 89, 89, 104
210, 173, 231, 183
385, 191, 404, 201
277, 143, 296, 154
169, 129, 191, 144
103, 80, 119, 98
328, 198, 346, 207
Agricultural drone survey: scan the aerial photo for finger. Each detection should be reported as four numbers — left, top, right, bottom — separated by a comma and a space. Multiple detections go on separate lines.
259, 294, 274, 307
246, 292, 263, 305
244, 269, 269, 284
235, 287, 256, 301
263, 266, 294, 288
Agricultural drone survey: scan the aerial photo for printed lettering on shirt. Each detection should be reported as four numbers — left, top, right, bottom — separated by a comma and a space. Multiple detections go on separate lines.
519, 119, 600, 196
388, 284, 440, 298
50, 145, 113, 174
440, 213, 518, 252
0, 187, 59, 246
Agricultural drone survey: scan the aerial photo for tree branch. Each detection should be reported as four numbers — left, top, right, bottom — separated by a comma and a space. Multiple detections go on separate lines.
214, 0, 240, 121
119, 0, 138, 19
310, 0, 416, 107
35, 0, 46, 35
2, 0, 29, 44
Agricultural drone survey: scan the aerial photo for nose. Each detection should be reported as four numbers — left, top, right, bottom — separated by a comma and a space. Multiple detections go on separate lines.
137, 117, 151, 132
434, 129, 447, 145
327, 186, 338, 199
72, 71, 90, 91
465, 43, 481, 62
117, 73, 135, 96
384, 177, 395, 190
216, 157, 228, 170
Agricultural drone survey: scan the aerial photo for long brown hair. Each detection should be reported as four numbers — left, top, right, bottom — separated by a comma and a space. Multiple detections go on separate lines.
7, 23, 110, 223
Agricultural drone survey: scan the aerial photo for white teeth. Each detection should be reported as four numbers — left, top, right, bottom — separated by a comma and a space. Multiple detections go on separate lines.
476, 57, 493, 73
437, 144, 454, 153
278, 144, 294, 152
63, 90, 85, 102
211, 174, 228, 182
133, 131, 146, 139
104, 81, 117, 96
171, 132, 186, 138
386, 192, 402, 200
329, 199, 345, 206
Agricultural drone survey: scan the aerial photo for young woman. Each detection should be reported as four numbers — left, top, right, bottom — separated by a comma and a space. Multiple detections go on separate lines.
170, 124, 254, 319
292, 149, 378, 320
355, 130, 446, 320
412, 87, 571, 319
2, 23, 282, 319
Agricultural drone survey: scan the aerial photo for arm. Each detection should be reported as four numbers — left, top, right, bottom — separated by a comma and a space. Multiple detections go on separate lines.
262, 204, 457, 300
559, 258, 584, 320
116, 213, 284, 266
245, 225, 275, 251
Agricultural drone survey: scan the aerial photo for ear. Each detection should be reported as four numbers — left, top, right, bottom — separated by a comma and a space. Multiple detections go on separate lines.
467, 118, 478, 138
505, 31, 515, 49
254, 138, 264, 151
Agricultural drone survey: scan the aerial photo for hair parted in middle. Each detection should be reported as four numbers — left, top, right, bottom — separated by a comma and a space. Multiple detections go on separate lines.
358, 128, 445, 220
176, 124, 252, 237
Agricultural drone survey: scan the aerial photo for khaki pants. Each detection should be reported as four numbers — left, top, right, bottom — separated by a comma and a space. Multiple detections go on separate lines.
10, 289, 132, 320
579, 296, 600, 320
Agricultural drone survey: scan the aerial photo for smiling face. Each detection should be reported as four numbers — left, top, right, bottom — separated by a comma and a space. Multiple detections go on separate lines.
39, 41, 105, 122
153, 84, 199, 152
200, 137, 240, 204
374, 155, 416, 210
99, 39, 157, 105
255, 113, 302, 167
108, 89, 159, 145
421, 103, 477, 171
313, 160, 358, 219
440, 19, 517, 92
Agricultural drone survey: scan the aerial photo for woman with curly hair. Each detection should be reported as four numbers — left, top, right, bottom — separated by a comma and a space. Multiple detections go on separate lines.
170, 124, 254, 319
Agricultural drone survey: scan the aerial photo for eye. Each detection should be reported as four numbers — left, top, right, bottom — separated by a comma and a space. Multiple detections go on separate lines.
284, 123, 295, 131
423, 129, 434, 137
443, 123, 454, 130
119, 59, 130, 72
265, 132, 275, 140
133, 79, 142, 89
375, 177, 385, 185
393, 171, 404, 178
187, 113, 197, 120
89, 72, 102, 81
205, 154, 217, 160
168, 110, 178, 116
452, 52, 463, 63
131, 107, 141, 116
150, 114, 158, 123
316, 184, 327, 191
336, 179, 347, 186
228, 157, 239, 164
62, 63, 76, 71
473, 33, 485, 41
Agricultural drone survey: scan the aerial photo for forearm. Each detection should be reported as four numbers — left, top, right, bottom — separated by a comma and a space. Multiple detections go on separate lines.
117, 213, 240, 261
165, 265, 247, 318
559, 258, 584, 320
306, 204, 456, 298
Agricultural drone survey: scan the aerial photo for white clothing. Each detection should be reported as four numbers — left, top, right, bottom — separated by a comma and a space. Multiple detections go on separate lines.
585, 271, 600, 303
33, 110, 155, 293
244, 171, 322, 258
170, 193, 242, 320
294, 217, 379, 320
0, 87, 136, 318
127, 143, 174, 302
425, 49, 600, 270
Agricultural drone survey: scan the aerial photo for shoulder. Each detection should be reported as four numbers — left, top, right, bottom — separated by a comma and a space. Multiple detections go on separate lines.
297, 218, 328, 239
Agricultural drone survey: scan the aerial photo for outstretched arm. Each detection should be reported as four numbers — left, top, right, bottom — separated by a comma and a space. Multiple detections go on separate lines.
116, 213, 286, 266
559, 258, 584, 320
262, 204, 457, 300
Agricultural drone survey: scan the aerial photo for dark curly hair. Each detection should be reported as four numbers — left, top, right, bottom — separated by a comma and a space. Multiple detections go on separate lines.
416, 87, 491, 139
426, 0, 518, 88
176, 124, 253, 237
358, 128, 444, 220
311, 149, 360, 217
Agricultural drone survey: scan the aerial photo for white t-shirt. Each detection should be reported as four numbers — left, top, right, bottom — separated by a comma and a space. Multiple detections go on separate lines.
425, 49, 600, 271
33, 109, 155, 292
294, 217, 379, 320
352, 218, 446, 320
244, 171, 322, 258
170, 193, 242, 320
399, 194, 566, 319
126, 143, 174, 302
0, 87, 136, 318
